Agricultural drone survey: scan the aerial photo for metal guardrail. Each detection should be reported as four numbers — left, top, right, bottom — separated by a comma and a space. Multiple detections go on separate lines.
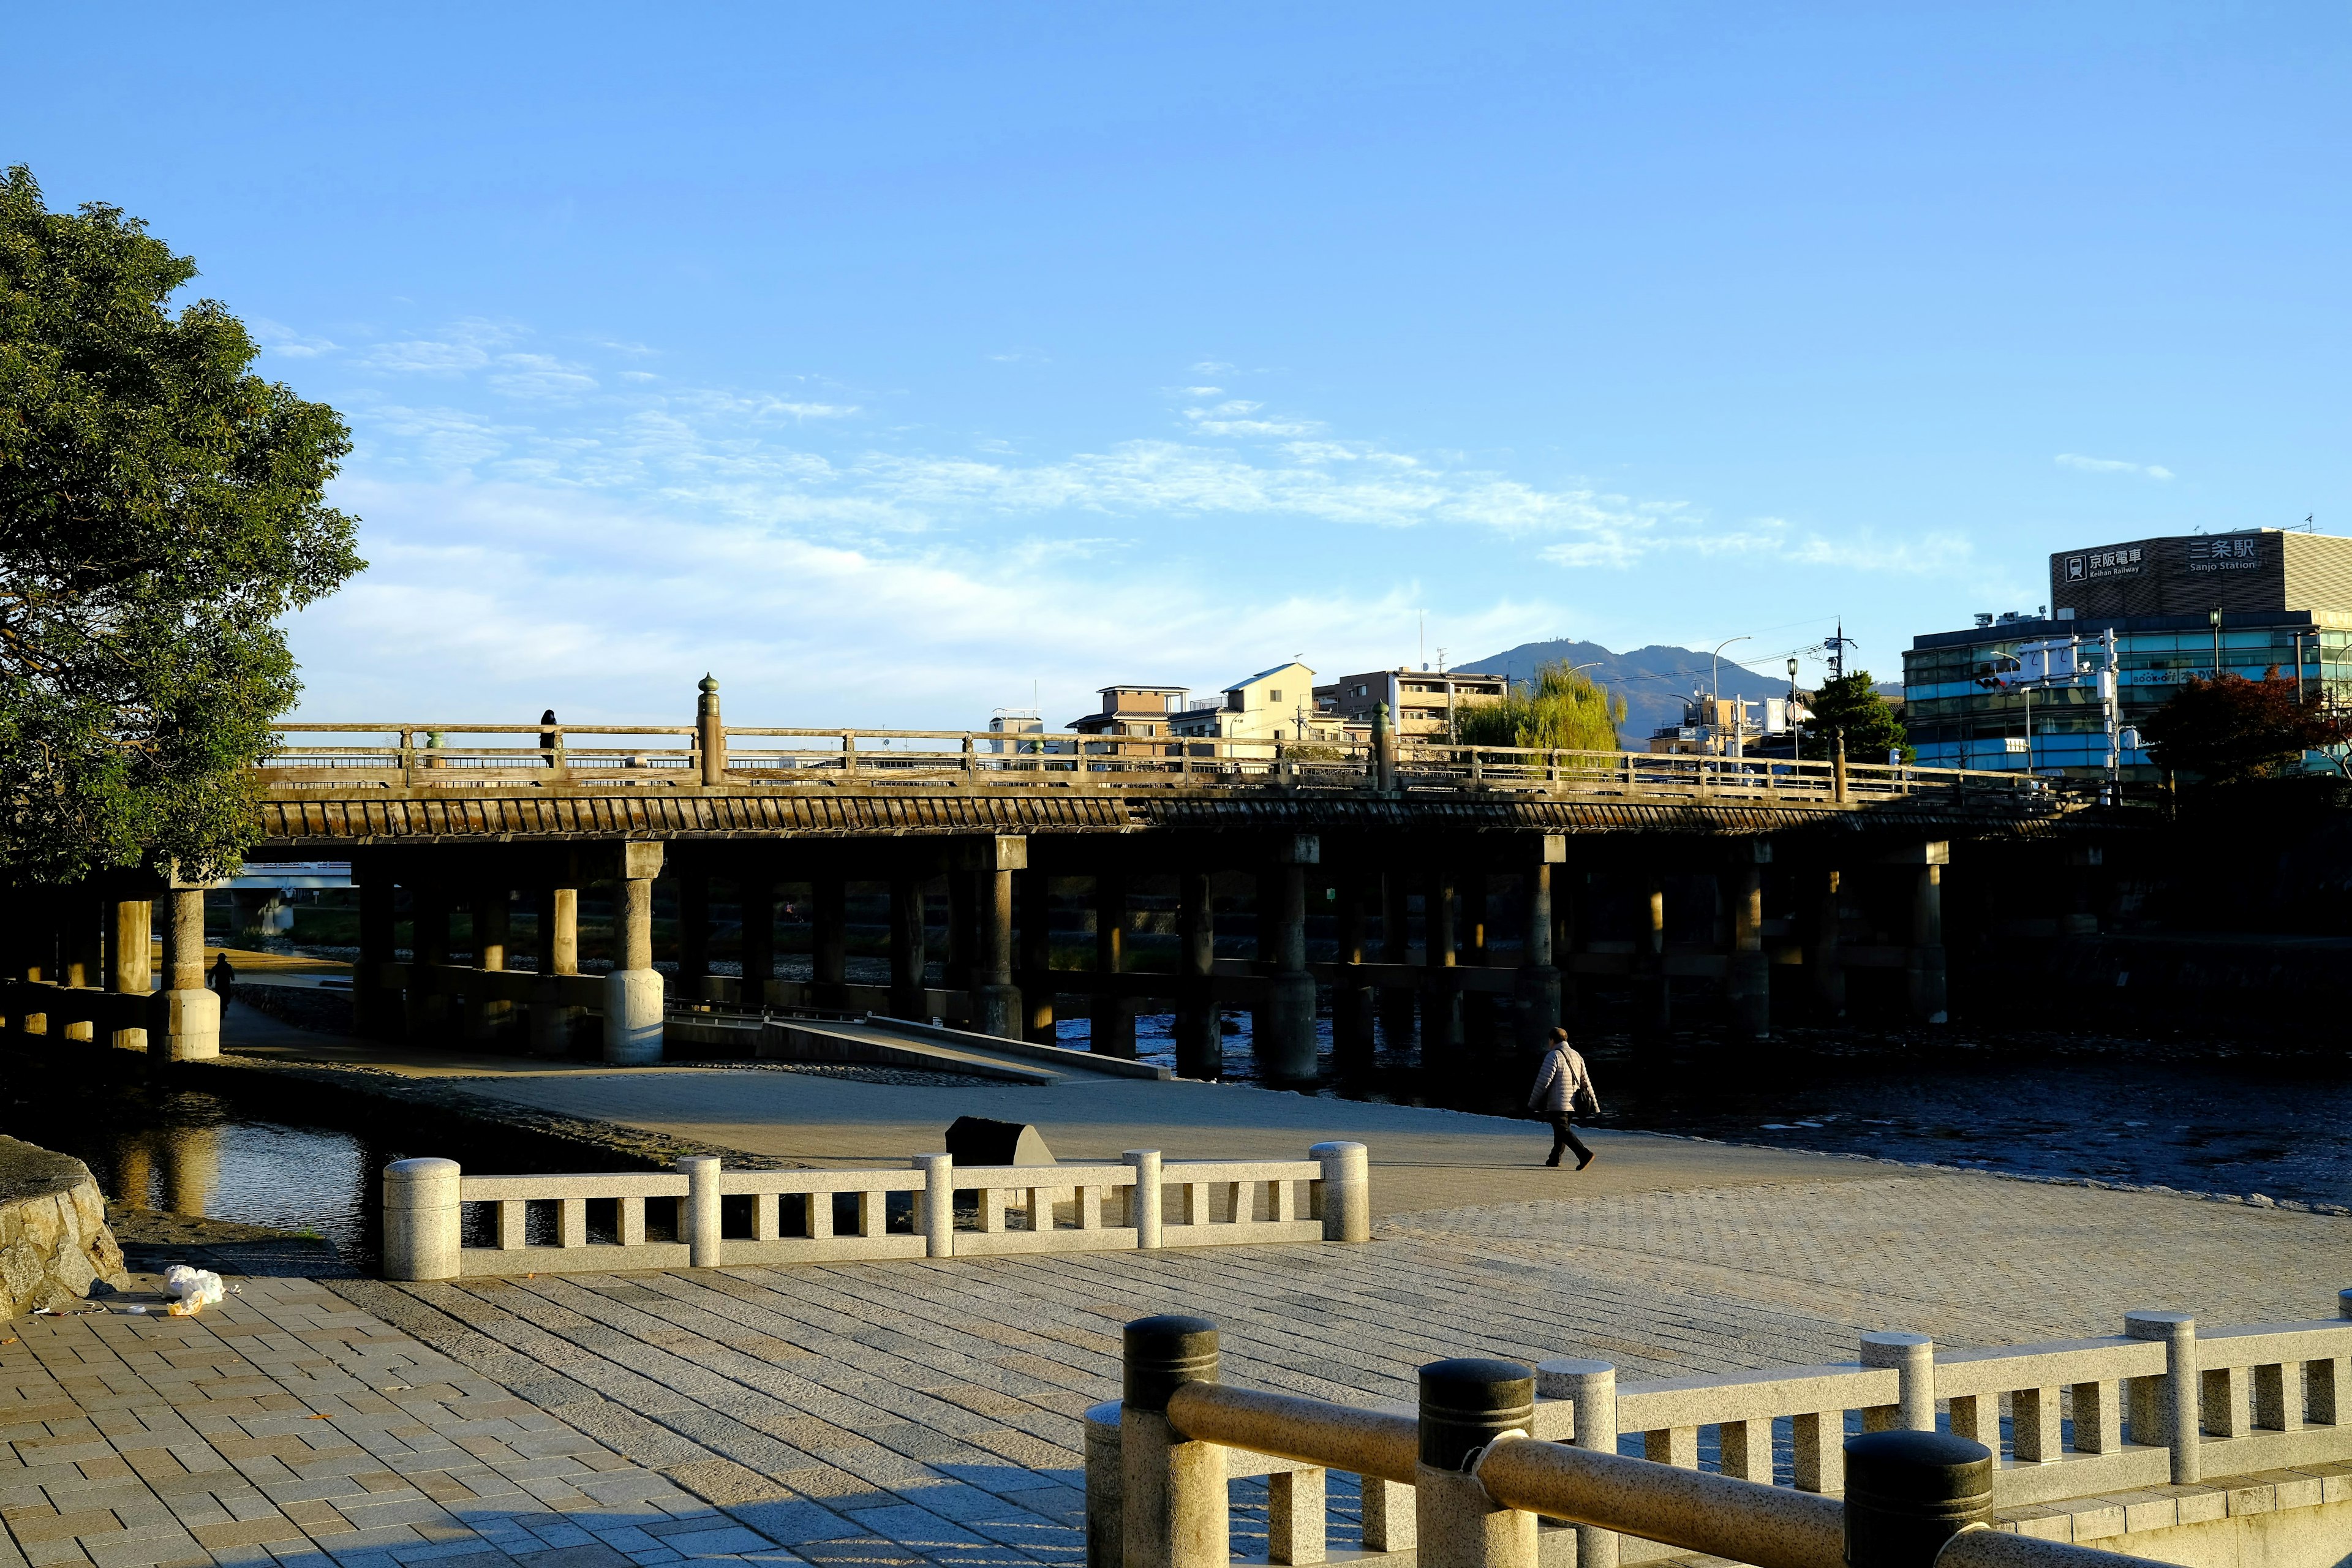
379, 1142, 1370, 1280
1098, 1316, 2188, 1568
258, 719, 2077, 809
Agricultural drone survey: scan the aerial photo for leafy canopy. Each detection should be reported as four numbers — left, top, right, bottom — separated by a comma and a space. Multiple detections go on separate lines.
1457, 660, 1629, 753
2139, 668, 2350, 786
0, 166, 361, 884
1801, 670, 1913, 764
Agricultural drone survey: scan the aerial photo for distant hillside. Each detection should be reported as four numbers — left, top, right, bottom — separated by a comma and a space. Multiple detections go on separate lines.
1457, 638, 1807, 748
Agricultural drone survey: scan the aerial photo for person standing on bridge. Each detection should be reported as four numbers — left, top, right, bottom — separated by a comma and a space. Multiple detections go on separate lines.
1528, 1027, 1599, 1169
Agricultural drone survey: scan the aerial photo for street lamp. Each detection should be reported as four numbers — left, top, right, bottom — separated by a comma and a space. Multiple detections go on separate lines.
2209, 606, 2223, 679
1711, 636, 1752, 758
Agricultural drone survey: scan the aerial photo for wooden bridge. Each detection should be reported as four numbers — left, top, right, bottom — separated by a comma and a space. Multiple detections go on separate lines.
5, 680, 2108, 1079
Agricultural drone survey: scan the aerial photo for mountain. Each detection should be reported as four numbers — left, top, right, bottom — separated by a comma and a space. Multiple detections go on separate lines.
1456, 638, 1806, 748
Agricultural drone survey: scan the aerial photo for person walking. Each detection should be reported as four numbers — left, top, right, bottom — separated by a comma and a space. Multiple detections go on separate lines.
208, 951, 236, 1012
1528, 1026, 1599, 1169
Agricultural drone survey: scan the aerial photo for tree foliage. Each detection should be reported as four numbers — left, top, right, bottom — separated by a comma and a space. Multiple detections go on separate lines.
2139, 667, 2351, 786
1457, 661, 1629, 753
0, 166, 362, 884
1801, 670, 1913, 763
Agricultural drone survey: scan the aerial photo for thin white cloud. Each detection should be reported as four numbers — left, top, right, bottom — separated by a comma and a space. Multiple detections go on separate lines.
250, 318, 339, 358
2057, 453, 2175, 481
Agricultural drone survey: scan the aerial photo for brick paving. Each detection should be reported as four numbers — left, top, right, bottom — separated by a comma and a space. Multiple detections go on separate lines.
13, 1156, 2351, 1568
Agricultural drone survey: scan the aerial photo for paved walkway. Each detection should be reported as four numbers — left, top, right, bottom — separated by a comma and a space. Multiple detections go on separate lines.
12, 1015, 2349, 1568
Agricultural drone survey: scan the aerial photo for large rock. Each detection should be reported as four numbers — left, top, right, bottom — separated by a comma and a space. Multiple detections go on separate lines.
0, 1137, 128, 1316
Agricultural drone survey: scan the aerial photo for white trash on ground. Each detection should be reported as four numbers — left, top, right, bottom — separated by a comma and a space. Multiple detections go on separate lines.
163, 1265, 225, 1316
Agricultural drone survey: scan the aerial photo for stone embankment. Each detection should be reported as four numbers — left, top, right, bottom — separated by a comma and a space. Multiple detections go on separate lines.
0, 1134, 129, 1313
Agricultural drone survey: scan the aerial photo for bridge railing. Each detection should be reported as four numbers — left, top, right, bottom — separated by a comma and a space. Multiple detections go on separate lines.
1091, 1302, 2352, 1568
379, 1141, 1368, 1280
261, 720, 2070, 806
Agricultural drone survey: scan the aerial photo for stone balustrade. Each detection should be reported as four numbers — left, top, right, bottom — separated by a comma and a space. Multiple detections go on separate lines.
1090, 1295, 2352, 1568
380, 1140, 1369, 1280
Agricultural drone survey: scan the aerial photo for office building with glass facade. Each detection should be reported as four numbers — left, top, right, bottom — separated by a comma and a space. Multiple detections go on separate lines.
1902, 529, 2352, 779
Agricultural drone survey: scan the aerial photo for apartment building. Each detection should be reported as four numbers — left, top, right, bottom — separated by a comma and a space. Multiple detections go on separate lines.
1168, 662, 1360, 748
1314, 668, 1507, 740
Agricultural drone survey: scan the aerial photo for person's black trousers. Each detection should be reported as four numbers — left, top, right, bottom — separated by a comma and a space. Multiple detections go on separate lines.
1545, 1115, 1593, 1167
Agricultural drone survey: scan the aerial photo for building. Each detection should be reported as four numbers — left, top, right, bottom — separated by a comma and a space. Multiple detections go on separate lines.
1902, 528, 2352, 778
1646, 693, 1807, 756
1169, 662, 1345, 752
1065, 685, 1189, 761
1314, 668, 1507, 741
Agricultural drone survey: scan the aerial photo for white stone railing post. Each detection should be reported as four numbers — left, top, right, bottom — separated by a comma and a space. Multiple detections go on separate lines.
1310, 1141, 1369, 1243
1125, 1150, 1163, 1248
1121, 1316, 1226, 1568
918, 1152, 955, 1257
2124, 1311, 2199, 1483
1861, 1331, 1937, 1431
382, 1158, 462, 1281
1539, 1358, 1618, 1568
1420, 1357, 1538, 1568
679, 1155, 722, 1267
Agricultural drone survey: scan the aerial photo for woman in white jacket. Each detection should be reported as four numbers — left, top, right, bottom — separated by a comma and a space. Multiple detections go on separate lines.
1527, 1027, 1599, 1169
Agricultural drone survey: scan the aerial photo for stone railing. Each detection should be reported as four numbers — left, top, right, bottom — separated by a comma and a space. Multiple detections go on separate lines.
380, 1141, 1369, 1280
1089, 1299, 2352, 1568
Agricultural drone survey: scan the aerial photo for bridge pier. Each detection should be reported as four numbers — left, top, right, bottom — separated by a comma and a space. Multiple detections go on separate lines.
1260, 835, 1319, 1083
677, 870, 714, 1003
889, 867, 929, 1022
1811, 867, 1847, 1019
1378, 870, 1414, 1046
153, 880, 218, 1061
968, 835, 1023, 1039
1514, 835, 1563, 1049
107, 892, 151, 1052
1020, 867, 1055, 1043
1892, 840, 1950, 1024
604, 842, 665, 1065
1175, 866, 1218, 1078
410, 885, 452, 1039
61, 893, 97, 1042
1419, 860, 1461, 1055
1632, 870, 1671, 1040
1090, 868, 1135, 1058
1721, 840, 1771, 1043
469, 884, 510, 1042
530, 880, 580, 1054
355, 870, 398, 1039
1332, 867, 1374, 1061
813, 869, 848, 1009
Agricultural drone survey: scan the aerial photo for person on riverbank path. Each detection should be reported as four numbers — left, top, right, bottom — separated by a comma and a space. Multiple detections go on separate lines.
1528, 1027, 1598, 1169
208, 952, 236, 1012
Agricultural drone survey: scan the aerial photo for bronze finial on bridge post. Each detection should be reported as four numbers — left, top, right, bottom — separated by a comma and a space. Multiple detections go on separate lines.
1373, 701, 1396, 793
696, 675, 725, 787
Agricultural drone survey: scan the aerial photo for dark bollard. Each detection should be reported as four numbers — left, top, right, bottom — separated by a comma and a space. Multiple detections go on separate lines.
1844, 1430, 1993, 1568
1120, 1317, 1224, 1568
1417, 1357, 1537, 1568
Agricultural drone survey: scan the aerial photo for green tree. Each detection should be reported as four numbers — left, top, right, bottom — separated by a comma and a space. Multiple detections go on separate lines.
0, 167, 362, 884
1457, 661, 1628, 753
1801, 670, 1913, 763
2139, 667, 2348, 786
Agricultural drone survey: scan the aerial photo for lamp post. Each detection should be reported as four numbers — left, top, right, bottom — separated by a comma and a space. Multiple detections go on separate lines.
1710, 636, 1752, 759
2209, 606, 2223, 679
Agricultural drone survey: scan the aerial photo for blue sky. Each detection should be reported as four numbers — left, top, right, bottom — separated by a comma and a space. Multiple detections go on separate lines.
10, 4, 2350, 728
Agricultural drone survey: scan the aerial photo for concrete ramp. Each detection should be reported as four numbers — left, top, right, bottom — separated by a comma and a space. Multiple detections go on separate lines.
753, 1014, 1171, 1085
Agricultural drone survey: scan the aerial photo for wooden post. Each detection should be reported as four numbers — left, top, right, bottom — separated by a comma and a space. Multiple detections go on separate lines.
1419, 860, 1461, 1054
1515, 835, 1564, 1048
468, 884, 511, 1041
1020, 867, 1055, 1043
530, 878, 581, 1056
1722, 842, 1770, 1043
1175, 867, 1219, 1079
1261, 836, 1319, 1082
107, 894, 153, 1051
1091, 867, 1134, 1057
889, 869, 929, 1021
972, 840, 1022, 1039
1379, 867, 1415, 1044
696, 675, 725, 786
1332, 865, 1374, 1060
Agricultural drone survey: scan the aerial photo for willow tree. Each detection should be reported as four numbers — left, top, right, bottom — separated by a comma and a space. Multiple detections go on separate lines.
0, 167, 362, 884
1457, 661, 1628, 753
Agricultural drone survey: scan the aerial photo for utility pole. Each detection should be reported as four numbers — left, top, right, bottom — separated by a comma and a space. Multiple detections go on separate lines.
1825, 619, 1855, 684
1787, 656, 1801, 764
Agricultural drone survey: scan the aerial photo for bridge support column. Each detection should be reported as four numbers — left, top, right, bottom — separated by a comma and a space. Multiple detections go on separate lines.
1632, 870, 1670, 1040
61, 893, 99, 1042
1090, 869, 1134, 1057
740, 876, 774, 1012
604, 843, 665, 1065
469, 886, 510, 1041
813, 869, 848, 1009
1812, 867, 1846, 1019
1515, 835, 1564, 1049
355, 871, 398, 1039
1461, 869, 1494, 1047
1261, 835, 1319, 1083
889, 870, 928, 1021
152, 883, 218, 1061
529, 881, 580, 1055
1175, 868, 1219, 1079
1555, 868, 1581, 1025
968, 836, 1023, 1039
1892, 840, 1950, 1024
410, 886, 451, 1039
1723, 841, 1771, 1043
1379, 870, 1414, 1045
1332, 866, 1374, 1062
107, 894, 152, 1052
1419, 861, 1461, 1054
17, 902, 52, 1036
1020, 869, 1055, 1043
